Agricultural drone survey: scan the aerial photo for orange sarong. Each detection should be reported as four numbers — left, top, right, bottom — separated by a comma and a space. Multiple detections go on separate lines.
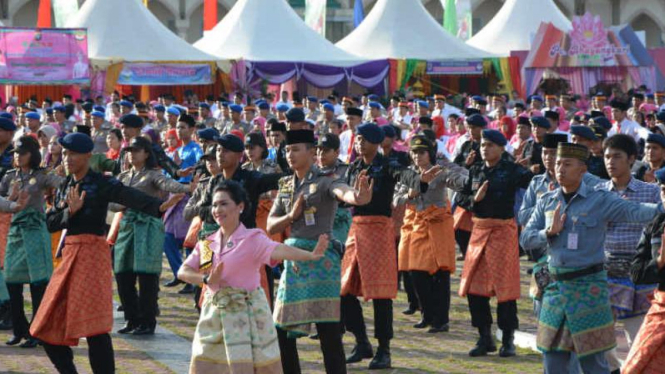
106, 212, 124, 246
0, 212, 10, 268
256, 199, 284, 243
453, 207, 474, 233
341, 215, 397, 300
623, 290, 665, 374
459, 218, 520, 302
399, 205, 456, 274
31, 234, 113, 346
391, 204, 406, 240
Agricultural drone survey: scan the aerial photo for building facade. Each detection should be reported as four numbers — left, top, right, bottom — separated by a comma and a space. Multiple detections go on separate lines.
0, 0, 663, 47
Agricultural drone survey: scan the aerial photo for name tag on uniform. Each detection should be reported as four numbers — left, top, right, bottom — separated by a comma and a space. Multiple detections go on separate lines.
304, 207, 316, 226
567, 233, 578, 250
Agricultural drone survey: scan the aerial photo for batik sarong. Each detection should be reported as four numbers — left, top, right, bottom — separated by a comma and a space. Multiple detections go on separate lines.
341, 215, 397, 300
0, 272, 8, 302
189, 286, 282, 374
608, 277, 655, 320
4, 208, 52, 284
623, 290, 665, 374
0, 211, 10, 268
459, 218, 520, 302
537, 267, 616, 358
399, 205, 455, 274
273, 238, 339, 338
30, 235, 113, 346
113, 209, 165, 275
332, 208, 351, 244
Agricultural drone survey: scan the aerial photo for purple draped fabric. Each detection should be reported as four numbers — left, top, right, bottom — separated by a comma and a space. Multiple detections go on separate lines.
525, 66, 656, 95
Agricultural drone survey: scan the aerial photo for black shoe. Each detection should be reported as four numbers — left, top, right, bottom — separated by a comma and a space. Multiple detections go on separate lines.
428, 324, 449, 333
402, 307, 417, 315
345, 341, 373, 363
19, 338, 39, 348
368, 347, 391, 370
178, 284, 195, 295
116, 304, 124, 312
117, 322, 137, 334
6, 335, 24, 346
499, 330, 516, 357
469, 327, 497, 357
132, 323, 156, 335
413, 320, 429, 329
164, 278, 183, 288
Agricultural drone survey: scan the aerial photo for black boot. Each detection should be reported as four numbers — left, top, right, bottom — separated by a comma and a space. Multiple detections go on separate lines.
499, 329, 516, 357
133, 321, 156, 335
469, 326, 496, 357
368, 339, 391, 370
117, 321, 137, 334
345, 335, 373, 363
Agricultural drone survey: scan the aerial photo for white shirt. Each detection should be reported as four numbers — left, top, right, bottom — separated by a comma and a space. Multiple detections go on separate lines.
607, 118, 649, 142
451, 133, 471, 160
339, 129, 353, 163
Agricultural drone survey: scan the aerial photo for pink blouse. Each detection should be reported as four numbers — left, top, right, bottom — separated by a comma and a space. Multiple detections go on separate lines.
183, 224, 279, 292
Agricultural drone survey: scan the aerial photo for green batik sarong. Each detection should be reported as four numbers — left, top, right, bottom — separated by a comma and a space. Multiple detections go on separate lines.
537, 266, 616, 358
4, 208, 52, 284
274, 237, 340, 339
0, 272, 8, 302
114, 209, 165, 274
332, 208, 352, 244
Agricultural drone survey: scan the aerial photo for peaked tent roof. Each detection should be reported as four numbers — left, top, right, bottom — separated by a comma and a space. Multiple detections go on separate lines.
194, 0, 367, 67
467, 0, 572, 57
66, 0, 221, 69
335, 0, 491, 60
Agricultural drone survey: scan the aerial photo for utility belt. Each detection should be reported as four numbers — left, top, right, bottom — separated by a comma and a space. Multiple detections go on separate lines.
550, 264, 604, 282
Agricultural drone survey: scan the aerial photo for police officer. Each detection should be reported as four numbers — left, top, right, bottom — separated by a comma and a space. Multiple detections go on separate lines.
0, 117, 15, 330
316, 133, 352, 244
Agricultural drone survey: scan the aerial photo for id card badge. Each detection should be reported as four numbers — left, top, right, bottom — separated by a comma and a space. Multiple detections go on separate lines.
567, 233, 579, 250
304, 208, 316, 226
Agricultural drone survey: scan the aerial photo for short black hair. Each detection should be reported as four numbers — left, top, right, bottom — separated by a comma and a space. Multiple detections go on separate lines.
212, 180, 249, 221
603, 134, 638, 158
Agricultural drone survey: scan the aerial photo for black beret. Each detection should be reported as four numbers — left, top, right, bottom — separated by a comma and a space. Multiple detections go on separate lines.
381, 125, 397, 138
119, 114, 144, 128
466, 114, 487, 127
657, 111, 665, 122
58, 133, 94, 154
647, 133, 665, 148
481, 129, 507, 146
464, 108, 480, 117
544, 110, 559, 121
215, 134, 244, 152
285, 108, 305, 123
530, 116, 551, 129
590, 125, 607, 140
0, 118, 16, 131
285, 130, 315, 145
591, 116, 612, 130
570, 125, 596, 141
197, 127, 219, 141
356, 123, 384, 144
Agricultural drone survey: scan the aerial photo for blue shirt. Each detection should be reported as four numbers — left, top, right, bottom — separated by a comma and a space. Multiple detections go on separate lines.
177, 141, 203, 183
520, 181, 663, 268
518, 172, 603, 226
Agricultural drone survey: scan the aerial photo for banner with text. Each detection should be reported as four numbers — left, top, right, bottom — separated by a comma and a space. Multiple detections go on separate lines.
0, 27, 89, 85
426, 60, 483, 75
117, 63, 213, 85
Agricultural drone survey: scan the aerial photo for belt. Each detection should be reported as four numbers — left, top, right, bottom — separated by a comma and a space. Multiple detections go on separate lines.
550, 264, 604, 282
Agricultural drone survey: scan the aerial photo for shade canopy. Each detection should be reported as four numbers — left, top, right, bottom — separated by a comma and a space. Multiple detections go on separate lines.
467, 0, 572, 57
336, 0, 491, 60
66, 0, 220, 69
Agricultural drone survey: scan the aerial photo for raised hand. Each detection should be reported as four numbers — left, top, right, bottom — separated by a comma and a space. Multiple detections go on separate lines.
546, 202, 566, 237
473, 181, 489, 203
177, 166, 194, 178
465, 151, 477, 166
66, 185, 86, 216
311, 234, 329, 260
289, 193, 305, 222
189, 174, 201, 194
644, 169, 656, 183
421, 165, 443, 184
353, 170, 373, 205
160, 193, 185, 213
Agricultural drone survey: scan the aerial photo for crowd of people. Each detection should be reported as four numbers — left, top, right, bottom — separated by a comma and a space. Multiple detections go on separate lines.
0, 86, 665, 373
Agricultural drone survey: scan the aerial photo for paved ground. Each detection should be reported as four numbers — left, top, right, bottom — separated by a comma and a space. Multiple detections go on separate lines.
0, 258, 628, 373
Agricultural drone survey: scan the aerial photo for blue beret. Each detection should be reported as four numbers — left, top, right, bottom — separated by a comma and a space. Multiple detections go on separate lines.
197, 127, 219, 141
656, 167, 665, 184
229, 104, 243, 113
356, 123, 384, 144
45, 108, 53, 115
119, 100, 133, 108
220, 101, 230, 108
307, 96, 318, 103
257, 102, 270, 110
166, 106, 180, 116
286, 107, 305, 122
647, 94, 655, 99
91, 111, 105, 119
198, 102, 210, 110
472, 95, 483, 102
530, 116, 551, 129
368, 94, 379, 101
215, 134, 244, 152
466, 114, 487, 127
53, 105, 66, 113
0, 112, 12, 120
368, 102, 381, 109
570, 125, 596, 141
276, 104, 289, 112
119, 114, 143, 128
93, 105, 105, 113
25, 112, 40, 120
481, 129, 507, 146
647, 133, 665, 148
417, 100, 429, 109
323, 103, 334, 112
657, 111, 665, 122
319, 99, 330, 105
254, 99, 266, 105
58, 132, 94, 153
592, 116, 612, 130
153, 104, 165, 112
0, 118, 16, 131
381, 125, 396, 138
531, 95, 544, 102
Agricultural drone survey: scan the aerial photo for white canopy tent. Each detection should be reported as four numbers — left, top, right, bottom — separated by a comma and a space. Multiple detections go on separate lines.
194, 0, 367, 67
467, 0, 572, 57
66, 0, 222, 70
336, 0, 491, 60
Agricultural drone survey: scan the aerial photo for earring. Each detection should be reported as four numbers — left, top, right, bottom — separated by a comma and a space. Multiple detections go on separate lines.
240, 210, 244, 214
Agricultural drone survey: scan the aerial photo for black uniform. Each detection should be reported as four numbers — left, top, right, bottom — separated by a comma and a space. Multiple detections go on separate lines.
452, 139, 482, 257
631, 213, 665, 290
587, 155, 609, 179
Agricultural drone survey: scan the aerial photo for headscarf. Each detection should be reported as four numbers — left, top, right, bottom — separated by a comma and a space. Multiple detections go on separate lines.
499, 115, 516, 140
165, 129, 181, 153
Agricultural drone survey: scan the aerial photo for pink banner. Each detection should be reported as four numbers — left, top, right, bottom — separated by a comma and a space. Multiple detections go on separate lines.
0, 27, 89, 85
